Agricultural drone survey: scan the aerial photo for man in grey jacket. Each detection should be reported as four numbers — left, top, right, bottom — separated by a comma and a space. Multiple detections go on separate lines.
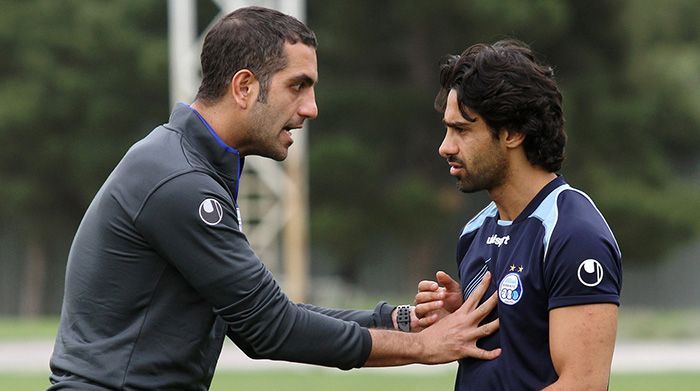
49, 7, 500, 390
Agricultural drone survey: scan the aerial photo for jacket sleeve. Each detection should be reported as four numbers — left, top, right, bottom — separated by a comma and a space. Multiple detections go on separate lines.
296, 302, 395, 329
135, 172, 371, 369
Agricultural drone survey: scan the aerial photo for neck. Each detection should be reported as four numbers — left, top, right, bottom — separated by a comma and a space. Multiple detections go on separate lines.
488, 165, 557, 221
190, 99, 238, 148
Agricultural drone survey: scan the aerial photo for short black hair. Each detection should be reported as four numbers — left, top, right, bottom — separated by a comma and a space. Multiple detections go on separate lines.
435, 39, 566, 172
196, 6, 317, 103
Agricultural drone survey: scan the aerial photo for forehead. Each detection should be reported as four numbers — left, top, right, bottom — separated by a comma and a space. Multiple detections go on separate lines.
275, 42, 318, 82
444, 89, 478, 123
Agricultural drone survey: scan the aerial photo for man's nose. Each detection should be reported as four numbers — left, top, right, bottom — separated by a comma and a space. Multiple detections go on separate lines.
299, 89, 318, 119
438, 131, 456, 158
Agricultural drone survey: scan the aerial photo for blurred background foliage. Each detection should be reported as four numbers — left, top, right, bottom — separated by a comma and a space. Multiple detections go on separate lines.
0, 0, 699, 315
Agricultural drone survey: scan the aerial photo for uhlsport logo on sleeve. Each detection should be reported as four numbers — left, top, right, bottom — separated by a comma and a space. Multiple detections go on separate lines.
499, 273, 523, 305
577, 259, 603, 287
199, 198, 223, 226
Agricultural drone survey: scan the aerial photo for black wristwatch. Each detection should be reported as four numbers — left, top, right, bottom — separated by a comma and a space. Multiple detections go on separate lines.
396, 305, 411, 332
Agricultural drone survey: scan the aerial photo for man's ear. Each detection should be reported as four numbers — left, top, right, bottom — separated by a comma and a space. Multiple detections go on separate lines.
230, 69, 259, 109
500, 128, 526, 149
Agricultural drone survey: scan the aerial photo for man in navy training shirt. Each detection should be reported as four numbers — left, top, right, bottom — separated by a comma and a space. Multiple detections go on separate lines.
48, 7, 502, 391
414, 40, 622, 390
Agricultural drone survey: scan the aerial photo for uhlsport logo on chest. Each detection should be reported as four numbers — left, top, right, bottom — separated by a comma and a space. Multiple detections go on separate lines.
486, 234, 510, 247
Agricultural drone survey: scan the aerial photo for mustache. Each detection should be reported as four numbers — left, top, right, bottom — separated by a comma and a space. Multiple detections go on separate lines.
284, 121, 305, 129
447, 157, 464, 166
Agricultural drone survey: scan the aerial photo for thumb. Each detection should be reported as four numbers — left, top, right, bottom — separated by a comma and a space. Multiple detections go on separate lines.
436, 271, 461, 292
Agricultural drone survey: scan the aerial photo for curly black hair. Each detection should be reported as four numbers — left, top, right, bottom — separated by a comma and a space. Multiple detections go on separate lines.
435, 39, 566, 172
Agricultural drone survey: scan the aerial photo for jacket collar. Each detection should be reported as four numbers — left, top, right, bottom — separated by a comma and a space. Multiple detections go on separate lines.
165, 103, 244, 200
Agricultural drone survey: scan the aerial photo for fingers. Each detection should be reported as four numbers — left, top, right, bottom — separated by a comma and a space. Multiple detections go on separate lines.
458, 271, 492, 313
417, 280, 439, 292
416, 312, 440, 329
479, 318, 500, 337
415, 289, 444, 305
468, 347, 502, 361
415, 299, 444, 319
436, 271, 461, 292
472, 291, 498, 321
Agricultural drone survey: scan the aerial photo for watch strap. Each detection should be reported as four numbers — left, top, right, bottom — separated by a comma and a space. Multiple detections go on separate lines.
396, 305, 411, 332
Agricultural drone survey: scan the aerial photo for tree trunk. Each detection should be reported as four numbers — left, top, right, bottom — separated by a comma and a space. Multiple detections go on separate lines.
19, 237, 46, 317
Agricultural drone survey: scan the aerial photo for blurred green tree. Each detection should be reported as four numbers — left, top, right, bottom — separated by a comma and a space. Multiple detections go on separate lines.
0, 0, 698, 313
0, 0, 168, 315
560, 0, 700, 264
307, 0, 700, 293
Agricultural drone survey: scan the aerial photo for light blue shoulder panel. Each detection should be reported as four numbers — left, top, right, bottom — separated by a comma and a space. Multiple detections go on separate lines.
461, 202, 498, 237
528, 184, 570, 262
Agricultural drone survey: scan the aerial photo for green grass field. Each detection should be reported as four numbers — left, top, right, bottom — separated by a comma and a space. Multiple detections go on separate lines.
2, 370, 700, 390
2, 307, 700, 340
1, 314, 699, 390
0, 317, 58, 340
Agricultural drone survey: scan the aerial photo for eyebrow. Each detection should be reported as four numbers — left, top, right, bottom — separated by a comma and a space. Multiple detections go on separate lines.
442, 119, 472, 128
289, 73, 317, 87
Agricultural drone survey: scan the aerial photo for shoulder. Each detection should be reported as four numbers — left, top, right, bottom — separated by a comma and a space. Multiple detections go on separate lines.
528, 184, 611, 232
137, 170, 230, 219
461, 202, 498, 237
132, 170, 240, 240
555, 188, 617, 242
532, 185, 621, 261
109, 128, 222, 221
124, 125, 190, 173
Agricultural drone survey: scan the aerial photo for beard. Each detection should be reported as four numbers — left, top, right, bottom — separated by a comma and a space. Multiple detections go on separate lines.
454, 149, 508, 193
247, 102, 289, 161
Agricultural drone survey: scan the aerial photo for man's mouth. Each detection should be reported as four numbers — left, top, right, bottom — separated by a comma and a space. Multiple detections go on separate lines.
283, 124, 303, 136
282, 124, 303, 145
447, 159, 465, 176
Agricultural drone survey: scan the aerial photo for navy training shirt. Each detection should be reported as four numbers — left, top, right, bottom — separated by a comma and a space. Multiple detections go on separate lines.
454, 176, 622, 390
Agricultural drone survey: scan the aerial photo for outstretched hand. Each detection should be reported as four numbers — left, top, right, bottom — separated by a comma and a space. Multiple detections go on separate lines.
414, 270, 465, 329
416, 271, 500, 364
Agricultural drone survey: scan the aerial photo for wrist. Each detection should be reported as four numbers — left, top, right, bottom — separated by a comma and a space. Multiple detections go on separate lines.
411, 331, 429, 363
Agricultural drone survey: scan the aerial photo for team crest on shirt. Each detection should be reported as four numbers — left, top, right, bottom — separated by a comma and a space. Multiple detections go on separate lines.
499, 272, 523, 305
199, 198, 223, 225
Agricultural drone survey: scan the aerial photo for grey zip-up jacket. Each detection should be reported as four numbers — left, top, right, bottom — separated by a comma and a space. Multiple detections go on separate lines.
49, 104, 393, 390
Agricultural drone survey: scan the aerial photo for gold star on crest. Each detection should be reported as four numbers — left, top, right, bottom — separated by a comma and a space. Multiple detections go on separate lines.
509, 264, 516, 271
518, 265, 524, 273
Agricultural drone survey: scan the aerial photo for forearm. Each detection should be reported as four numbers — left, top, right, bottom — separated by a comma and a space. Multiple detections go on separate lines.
226, 308, 371, 369
222, 275, 371, 369
364, 329, 425, 366
364, 288, 502, 367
